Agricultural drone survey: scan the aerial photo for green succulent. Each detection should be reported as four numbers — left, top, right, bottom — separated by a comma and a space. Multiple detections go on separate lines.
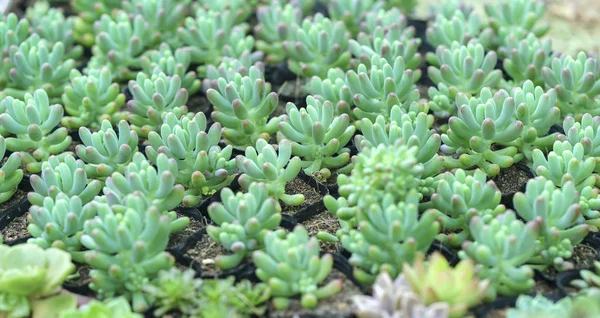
514, 177, 589, 270
253, 226, 343, 310
196, 0, 255, 24
76, 120, 139, 180
427, 82, 458, 118
305, 68, 353, 117
484, 0, 549, 48
59, 297, 142, 318
430, 0, 474, 20
146, 112, 236, 207
254, 3, 302, 64
571, 261, 600, 295
421, 169, 506, 247
459, 211, 540, 300
541, 52, 600, 118
61, 67, 125, 130
203, 53, 265, 91
236, 139, 304, 206
81, 195, 176, 312
0, 13, 30, 89
207, 66, 280, 148
359, 7, 409, 36
282, 13, 351, 78
568, 293, 600, 318
25, 4, 82, 60
71, 0, 122, 47
383, 0, 417, 13
559, 113, 600, 172
501, 34, 553, 86
140, 43, 201, 95
506, 294, 572, 318
279, 96, 355, 180
122, 0, 190, 43
327, 0, 383, 37
207, 182, 282, 269
346, 56, 420, 122
27, 193, 96, 263
28, 155, 102, 207
197, 276, 270, 317
0, 136, 22, 204
425, 11, 493, 55
141, 268, 202, 317
127, 72, 189, 137
0, 243, 76, 318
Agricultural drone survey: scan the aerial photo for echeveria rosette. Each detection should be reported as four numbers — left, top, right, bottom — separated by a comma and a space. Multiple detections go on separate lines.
428, 42, 502, 101
514, 177, 590, 271
282, 13, 352, 78
141, 268, 202, 317
532, 141, 598, 191
340, 190, 439, 286
28, 155, 102, 207
305, 68, 353, 118
3, 34, 75, 101
0, 13, 30, 89
355, 108, 442, 178
253, 226, 343, 310
127, 72, 189, 137
559, 113, 600, 172
441, 88, 524, 177
207, 66, 280, 148
421, 169, 506, 247
81, 196, 176, 313
207, 183, 282, 269
0, 243, 76, 318
279, 96, 355, 181
0, 90, 72, 173
501, 34, 553, 86
76, 120, 139, 181
346, 56, 420, 122
59, 297, 142, 318
0, 136, 22, 204
27, 193, 95, 263
459, 211, 540, 300
541, 52, 600, 118
89, 12, 160, 81
203, 53, 265, 91
61, 67, 125, 130
254, 3, 302, 64
145, 112, 236, 207
484, 0, 549, 48
327, 0, 383, 37
236, 139, 304, 206
140, 43, 201, 95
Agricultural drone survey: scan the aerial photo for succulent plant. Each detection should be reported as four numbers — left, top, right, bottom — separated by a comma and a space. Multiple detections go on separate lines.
0, 13, 30, 89
383, 0, 417, 13
127, 72, 189, 137
327, 0, 383, 37
0, 89, 72, 173
236, 139, 303, 206
27, 193, 96, 263
282, 13, 352, 78
513, 177, 589, 270
28, 155, 103, 207
568, 293, 600, 317
254, 3, 302, 64
207, 66, 280, 147
141, 268, 202, 317
501, 34, 553, 86
428, 42, 502, 100
430, 0, 474, 20
0, 243, 76, 318
3, 34, 75, 101
402, 252, 489, 318
146, 112, 236, 207
441, 87, 524, 176
197, 276, 271, 317
427, 83, 458, 118
426, 11, 493, 53
207, 182, 282, 269
421, 169, 506, 247
253, 226, 343, 310
279, 96, 355, 180
0, 136, 22, 204
305, 68, 353, 117
505, 294, 572, 318
484, 0, 549, 48
196, 0, 255, 23
559, 114, 600, 171
340, 190, 439, 285
60, 68, 125, 130
203, 53, 265, 91
76, 120, 139, 180
459, 211, 540, 300
571, 261, 600, 295
140, 43, 201, 95
541, 52, 600, 118
25, 4, 82, 60
355, 108, 442, 178
346, 56, 421, 122
81, 195, 176, 312
71, 0, 122, 47
122, 0, 189, 42
59, 297, 142, 318
353, 272, 451, 318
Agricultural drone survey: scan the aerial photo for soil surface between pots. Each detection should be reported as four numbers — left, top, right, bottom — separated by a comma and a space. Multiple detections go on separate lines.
1, 210, 28, 242
281, 177, 322, 215
300, 211, 341, 254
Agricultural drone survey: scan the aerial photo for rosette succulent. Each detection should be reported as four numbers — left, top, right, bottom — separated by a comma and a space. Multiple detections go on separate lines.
140, 43, 201, 95
141, 268, 202, 317
559, 113, 600, 171
122, 0, 189, 43
254, 3, 302, 64
327, 0, 383, 37
25, 4, 82, 60
203, 53, 265, 91
305, 68, 353, 117
484, 0, 549, 48
59, 297, 142, 318
506, 294, 573, 318
0, 136, 22, 204
426, 11, 493, 53
501, 34, 553, 86
71, 0, 121, 47
0, 13, 30, 89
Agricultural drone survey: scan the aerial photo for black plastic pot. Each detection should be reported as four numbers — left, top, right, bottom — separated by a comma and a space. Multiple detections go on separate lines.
284, 172, 329, 224
0, 196, 30, 232
427, 240, 459, 266
556, 269, 584, 297
265, 62, 297, 88
535, 233, 600, 283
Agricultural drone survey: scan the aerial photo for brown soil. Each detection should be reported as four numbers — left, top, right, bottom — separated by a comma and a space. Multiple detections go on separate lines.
1, 211, 29, 242
167, 213, 208, 250
187, 93, 211, 115
300, 211, 342, 254
184, 233, 230, 277
0, 188, 27, 214
540, 243, 598, 281
483, 307, 509, 318
267, 269, 361, 318
276, 78, 307, 108
280, 178, 322, 215
66, 264, 93, 290
493, 165, 531, 197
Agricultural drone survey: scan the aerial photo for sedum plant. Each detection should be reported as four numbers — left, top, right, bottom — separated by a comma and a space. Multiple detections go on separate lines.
0, 89, 72, 173
146, 112, 236, 207
0, 243, 76, 318
236, 139, 303, 206
430, 0, 474, 20
541, 52, 600, 118
59, 297, 142, 318
28, 155, 102, 207
196, 0, 255, 23
0, 13, 30, 89
61, 68, 125, 130
426, 11, 493, 53
203, 53, 265, 91
76, 120, 139, 180
571, 261, 600, 296
279, 96, 355, 180
305, 68, 353, 117
559, 113, 600, 171
513, 177, 589, 270
25, 4, 82, 60
196, 276, 270, 317
282, 13, 352, 78
501, 34, 553, 86
254, 3, 302, 64
71, 0, 122, 47
141, 268, 202, 317
127, 72, 189, 137
421, 169, 505, 247
140, 43, 201, 95
0, 136, 22, 204
253, 226, 343, 310
207, 66, 280, 147
459, 212, 540, 300
484, 0, 549, 48
506, 294, 573, 318
327, 0, 383, 37
122, 0, 189, 42
207, 182, 282, 269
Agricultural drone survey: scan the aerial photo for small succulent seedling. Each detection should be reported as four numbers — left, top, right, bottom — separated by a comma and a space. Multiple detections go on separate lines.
140, 43, 201, 95
0, 136, 22, 204
506, 294, 572, 318
305, 68, 353, 117
141, 268, 202, 317
559, 113, 600, 172
501, 34, 553, 86
254, 3, 302, 64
